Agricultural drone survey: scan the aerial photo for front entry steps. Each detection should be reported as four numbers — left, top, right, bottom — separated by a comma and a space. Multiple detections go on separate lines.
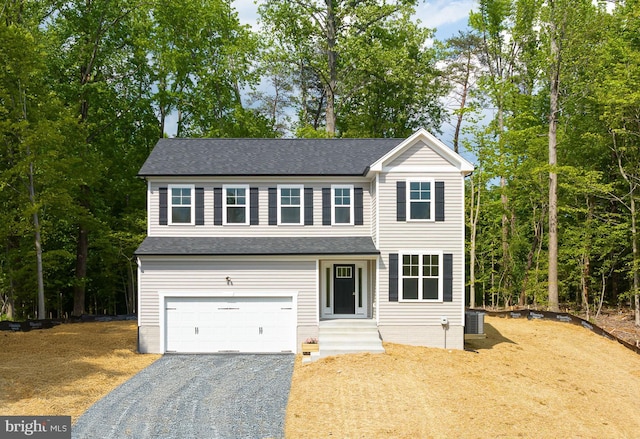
318, 319, 385, 358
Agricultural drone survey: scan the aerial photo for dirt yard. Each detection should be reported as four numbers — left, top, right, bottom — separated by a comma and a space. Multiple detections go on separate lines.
1, 318, 640, 438
0, 321, 160, 421
285, 317, 640, 438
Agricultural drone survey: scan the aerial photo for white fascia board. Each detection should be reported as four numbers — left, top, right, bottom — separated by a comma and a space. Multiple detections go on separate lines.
368, 128, 475, 175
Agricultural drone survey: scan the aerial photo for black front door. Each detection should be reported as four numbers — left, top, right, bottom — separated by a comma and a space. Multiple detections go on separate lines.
334, 264, 355, 314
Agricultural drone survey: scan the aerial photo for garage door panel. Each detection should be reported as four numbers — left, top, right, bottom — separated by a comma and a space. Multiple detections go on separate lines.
165, 296, 295, 353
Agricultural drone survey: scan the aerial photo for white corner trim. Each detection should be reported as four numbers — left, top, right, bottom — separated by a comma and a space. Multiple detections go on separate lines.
147, 180, 151, 236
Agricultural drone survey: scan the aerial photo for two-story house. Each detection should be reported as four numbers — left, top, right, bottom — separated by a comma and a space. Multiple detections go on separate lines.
135, 128, 474, 355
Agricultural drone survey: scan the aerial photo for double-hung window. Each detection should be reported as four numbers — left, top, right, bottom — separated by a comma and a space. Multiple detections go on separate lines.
332, 185, 353, 225
408, 179, 434, 220
169, 184, 194, 225
278, 185, 303, 225
400, 251, 442, 301
223, 185, 249, 225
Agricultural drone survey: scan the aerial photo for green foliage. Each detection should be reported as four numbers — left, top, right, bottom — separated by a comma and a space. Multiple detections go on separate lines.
258, 0, 445, 137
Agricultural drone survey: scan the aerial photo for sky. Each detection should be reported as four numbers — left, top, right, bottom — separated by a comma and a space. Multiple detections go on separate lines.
235, 0, 476, 42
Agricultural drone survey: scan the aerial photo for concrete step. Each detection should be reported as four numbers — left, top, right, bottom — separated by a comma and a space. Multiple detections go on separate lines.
320, 333, 382, 343
318, 319, 385, 358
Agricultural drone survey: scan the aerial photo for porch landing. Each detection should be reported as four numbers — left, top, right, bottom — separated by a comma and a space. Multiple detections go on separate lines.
318, 319, 385, 358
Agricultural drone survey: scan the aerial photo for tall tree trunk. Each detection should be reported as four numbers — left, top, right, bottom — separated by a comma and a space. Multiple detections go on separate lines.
325, 0, 337, 136
632, 194, 640, 326
469, 173, 481, 308
547, 0, 560, 312
20, 79, 46, 319
453, 51, 473, 154
581, 196, 593, 319
498, 107, 511, 301
73, 220, 88, 316
28, 162, 45, 319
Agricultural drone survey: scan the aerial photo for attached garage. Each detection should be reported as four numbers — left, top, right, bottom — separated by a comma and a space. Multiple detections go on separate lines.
163, 295, 296, 353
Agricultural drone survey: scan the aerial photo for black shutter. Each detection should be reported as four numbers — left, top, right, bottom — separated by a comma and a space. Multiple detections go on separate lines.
354, 187, 363, 225
443, 253, 453, 302
396, 181, 406, 221
389, 253, 399, 302
268, 187, 277, 225
159, 187, 168, 225
322, 187, 331, 225
213, 187, 222, 225
250, 187, 259, 225
304, 187, 314, 225
435, 181, 445, 222
195, 187, 204, 225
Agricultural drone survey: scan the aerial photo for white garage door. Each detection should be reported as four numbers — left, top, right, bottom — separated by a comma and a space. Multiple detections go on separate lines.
165, 296, 295, 353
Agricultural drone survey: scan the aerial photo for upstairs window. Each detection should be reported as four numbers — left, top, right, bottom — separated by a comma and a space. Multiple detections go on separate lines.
278, 185, 303, 225
332, 185, 353, 225
408, 180, 434, 220
169, 185, 194, 224
400, 252, 442, 301
223, 185, 249, 225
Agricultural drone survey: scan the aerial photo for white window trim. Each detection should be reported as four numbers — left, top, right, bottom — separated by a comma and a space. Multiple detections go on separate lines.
331, 184, 354, 225
222, 184, 250, 225
168, 184, 195, 225
277, 184, 304, 225
406, 178, 435, 222
398, 250, 443, 302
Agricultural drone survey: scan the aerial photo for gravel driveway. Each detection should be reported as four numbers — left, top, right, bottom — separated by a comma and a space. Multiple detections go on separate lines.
72, 354, 295, 439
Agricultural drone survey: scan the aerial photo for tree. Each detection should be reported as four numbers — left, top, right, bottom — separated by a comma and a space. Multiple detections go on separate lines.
258, 0, 443, 137
440, 31, 482, 153
596, 0, 640, 325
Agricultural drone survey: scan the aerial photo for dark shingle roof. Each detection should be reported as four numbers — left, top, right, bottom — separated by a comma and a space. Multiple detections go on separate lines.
135, 236, 379, 256
138, 138, 402, 176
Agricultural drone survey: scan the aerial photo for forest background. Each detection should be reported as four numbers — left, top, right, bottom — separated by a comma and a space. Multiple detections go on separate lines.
1, 0, 639, 326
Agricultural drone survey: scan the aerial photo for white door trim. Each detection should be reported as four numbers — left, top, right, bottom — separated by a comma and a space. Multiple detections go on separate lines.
320, 261, 368, 319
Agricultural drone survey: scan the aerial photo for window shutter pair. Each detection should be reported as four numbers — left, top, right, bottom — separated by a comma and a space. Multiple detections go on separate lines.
268, 187, 314, 225
388, 253, 453, 302
159, 187, 204, 225
322, 187, 364, 225
396, 181, 445, 221
219, 187, 258, 225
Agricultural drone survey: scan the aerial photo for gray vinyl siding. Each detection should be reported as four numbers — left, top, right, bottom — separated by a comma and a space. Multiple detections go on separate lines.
376, 169, 465, 327
148, 179, 371, 237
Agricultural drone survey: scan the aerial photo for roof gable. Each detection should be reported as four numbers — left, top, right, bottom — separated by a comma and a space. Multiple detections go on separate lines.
138, 138, 401, 177
369, 128, 474, 175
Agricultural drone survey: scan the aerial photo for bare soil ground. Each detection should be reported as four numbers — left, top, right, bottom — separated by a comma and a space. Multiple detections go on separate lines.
0, 321, 160, 421
2, 318, 639, 438
285, 316, 640, 439
591, 309, 640, 348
